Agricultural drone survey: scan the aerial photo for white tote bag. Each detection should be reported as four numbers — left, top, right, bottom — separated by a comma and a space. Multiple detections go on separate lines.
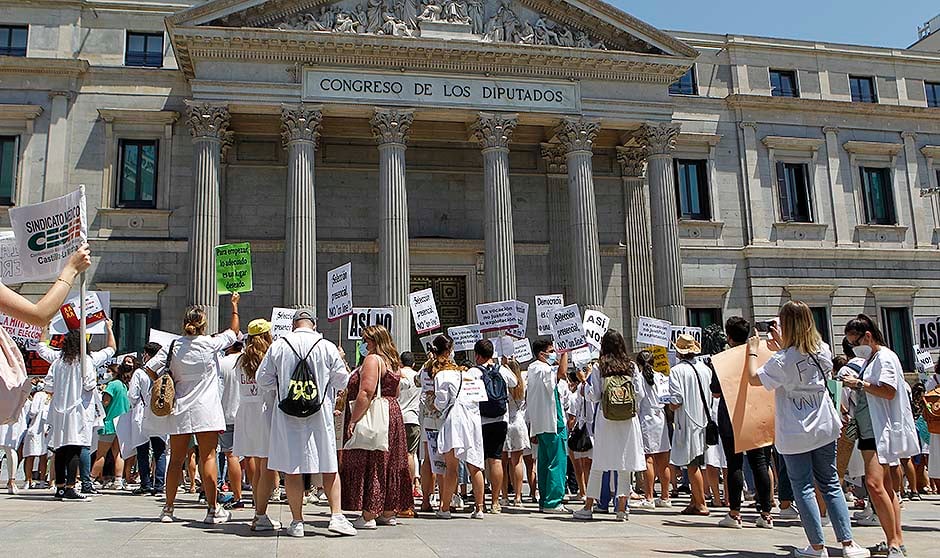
344, 367, 390, 452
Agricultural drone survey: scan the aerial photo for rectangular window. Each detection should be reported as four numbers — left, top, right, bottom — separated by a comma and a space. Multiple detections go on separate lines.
125, 32, 164, 67
810, 307, 831, 346
113, 308, 158, 356
881, 307, 914, 372
687, 308, 721, 330
849, 75, 877, 103
770, 69, 799, 98
927, 82, 940, 108
775, 161, 813, 222
669, 67, 697, 96
0, 25, 27, 57
0, 136, 17, 205
674, 159, 711, 220
118, 139, 158, 208
859, 167, 896, 225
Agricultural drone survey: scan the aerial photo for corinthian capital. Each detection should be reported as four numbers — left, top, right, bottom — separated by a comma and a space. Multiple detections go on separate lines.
554, 118, 601, 154
615, 146, 646, 178
638, 122, 680, 155
540, 143, 568, 174
371, 108, 414, 145
186, 101, 231, 141
471, 112, 518, 150
281, 105, 322, 146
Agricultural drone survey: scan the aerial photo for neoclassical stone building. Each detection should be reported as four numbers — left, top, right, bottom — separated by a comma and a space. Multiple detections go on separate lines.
2, 0, 940, 369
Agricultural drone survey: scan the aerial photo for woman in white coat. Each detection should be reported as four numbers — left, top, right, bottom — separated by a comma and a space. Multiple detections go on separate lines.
0, 404, 26, 494
668, 334, 712, 516
574, 330, 647, 521
634, 349, 672, 509
926, 366, 940, 483
22, 385, 51, 489
145, 294, 240, 525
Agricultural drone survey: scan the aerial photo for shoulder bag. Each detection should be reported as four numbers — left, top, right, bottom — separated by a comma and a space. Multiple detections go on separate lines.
690, 362, 720, 446
150, 340, 176, 417
344, 356, 390, 452
567, 388, 593, 452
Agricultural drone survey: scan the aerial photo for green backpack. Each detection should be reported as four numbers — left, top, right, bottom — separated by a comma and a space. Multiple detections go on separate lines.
601, 374, 637, 421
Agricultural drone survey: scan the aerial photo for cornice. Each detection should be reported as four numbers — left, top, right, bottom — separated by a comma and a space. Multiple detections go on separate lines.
761, 135, 824, 152
97, 108, 180, 125
783, 284, 838, 298
2, 1, 192, 12
684, 285, 731, 298
0, 104, 43, 121
94, 282, 168, 295
727, 94, 940, 120
843, 140, 904, 157
921, 145, 940, 159
678, 132, 721, 147
0, 57, 89, 77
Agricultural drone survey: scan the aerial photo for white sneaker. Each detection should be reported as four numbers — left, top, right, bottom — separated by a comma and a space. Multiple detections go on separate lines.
855, 514, 881, 527
376, 515, 398, 526
159, 507, 177, 523
114, 479, 127, 491
251, 514, 281, 532
793, 545, 829, 558
655, 498, 673, 508
352, 516, 377, 530
204, 506, 231, 525
820, 514, 830, 527
853, 504, 873, 521
718, 513, 743, 529
616, 510, 629, 521
540, 504, 571, 514
304, 492, 319, 505
572, 508, 593, 521
287, 520, 304, 538
470, 509, 484, 520
845, 491, 856, 503
637, 499, 656, 510
885, 548, 904, 558
756, 515, 774, 529
7, 484, 17, 495
779, 506, 800, 519
328, 515, 357, 536
842, 543, 871, 558
451, 494, 464, 509
435, 510, 452, 520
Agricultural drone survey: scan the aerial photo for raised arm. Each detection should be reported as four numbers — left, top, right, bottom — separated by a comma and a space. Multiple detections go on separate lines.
0, 245, 91, 326
555, 351, 569, 381
228, 292, 241, 335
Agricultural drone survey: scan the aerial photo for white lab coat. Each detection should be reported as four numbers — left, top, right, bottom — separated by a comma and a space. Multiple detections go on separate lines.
0, 405, 26, 448
434, 368, 484, 469
46, 349, 114, 449
233, 360, 276, 459
862, 348, 919, 464
114, 368, 152, 458
585, 364, 646, 472
526, 360, 559, 436
634, 369, 671, 455
256, 328, 349, 474
669, 358, 711, 467
22, 393, 50, 457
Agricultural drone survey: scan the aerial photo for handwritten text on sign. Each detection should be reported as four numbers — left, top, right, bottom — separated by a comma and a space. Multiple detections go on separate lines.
507, 301, 529, 339
583, 310, 610, 350
0, 313, 41, 348
270, 307, 295, 340
535, 294, 565, 336
215, 242, 253, 294
636, 316, 671, 347
476, 300, 518, 333
409, 289, 440, 334
327, 262, 353, 322
347, 308, 394, 340
551, 304, 588, 353
447, 324, 483, 352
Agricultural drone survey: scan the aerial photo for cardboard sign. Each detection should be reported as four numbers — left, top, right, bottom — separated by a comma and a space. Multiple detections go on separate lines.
49, 291, 111, 335
636, 316, 671, 347
506, 301, 529, 339
915, 345, 935, 381
270, 307, 295, 340
8, 187, 86, 282
347, 308, 394, 340
712, 341, 776, 453
535, 294, 565, 336
915, 317, 940, 350
148, 328, 180, 348
583, 309, 610, 350
326, 262, 353, 322
649, 345, 671, 375
0, 231, 23, 285
550, 304, 588, 353
513, 338, 533, 363
215, 242, 253, 294
670, 325, 702, 345
447, 324, 483, 352
475, 300, 518, 333
0, 313, 42, 348
409, 289, 440, 334
418, 333, 438, 355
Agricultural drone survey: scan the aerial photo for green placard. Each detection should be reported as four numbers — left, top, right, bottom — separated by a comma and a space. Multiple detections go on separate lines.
215, 242, 253, 294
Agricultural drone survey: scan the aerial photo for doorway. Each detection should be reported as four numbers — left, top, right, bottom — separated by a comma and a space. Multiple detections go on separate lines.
409, 274, 468, 365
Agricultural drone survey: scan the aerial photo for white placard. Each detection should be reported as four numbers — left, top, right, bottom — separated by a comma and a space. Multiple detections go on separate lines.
512, 338, 533, 363
409, 289, 440, 334
49, 291, 111, 335
491, 335, 516, 359
636, 316, 671, 347
570, 346, 598, 370
270, 307, 295, 340
459, 379, 489, 403
0, 312, 41, 348
915, 345, 935, 380
148, 328, 180, 348
0, 231, 23, 285
347, 307, 395, 340
418, 333, 439, 355
550, 304, 588, 353
326, 262, 353, 322
670, 325, 702, 345
535, 294, 565, 336
8, 187, 87, 282
476, 300, 518, 332
915, 317, 940, 350
582, 309, 610, 350
447, 324, 483, 352
506, 301, 529, 339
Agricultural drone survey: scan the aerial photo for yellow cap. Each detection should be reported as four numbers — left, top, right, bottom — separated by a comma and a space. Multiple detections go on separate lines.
247, 319, 272, 336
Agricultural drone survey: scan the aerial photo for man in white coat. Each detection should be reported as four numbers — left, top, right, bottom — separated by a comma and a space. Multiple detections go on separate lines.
255, 309, 357, 538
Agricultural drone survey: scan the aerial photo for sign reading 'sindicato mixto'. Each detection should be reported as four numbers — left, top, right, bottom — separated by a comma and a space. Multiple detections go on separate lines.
304, 69, 581, 114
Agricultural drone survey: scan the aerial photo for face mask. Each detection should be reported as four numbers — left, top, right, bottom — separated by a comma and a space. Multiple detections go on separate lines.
359, 343, 369, 358
545, 352, 558, 366
853, 344, 873, 360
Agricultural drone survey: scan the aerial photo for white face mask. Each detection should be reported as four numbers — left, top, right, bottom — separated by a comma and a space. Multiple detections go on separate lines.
853, 344, 873, 360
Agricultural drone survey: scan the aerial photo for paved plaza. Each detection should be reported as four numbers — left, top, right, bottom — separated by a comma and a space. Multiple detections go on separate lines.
1, 490, 937, 557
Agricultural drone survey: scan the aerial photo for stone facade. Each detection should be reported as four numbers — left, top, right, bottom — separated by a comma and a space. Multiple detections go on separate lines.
2, 0, 940, 367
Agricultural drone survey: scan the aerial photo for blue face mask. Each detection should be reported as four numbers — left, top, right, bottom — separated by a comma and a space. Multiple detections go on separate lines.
545, 352, 558, 366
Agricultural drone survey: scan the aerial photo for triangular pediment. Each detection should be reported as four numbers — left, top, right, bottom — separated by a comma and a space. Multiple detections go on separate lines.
170, 0, 697, 57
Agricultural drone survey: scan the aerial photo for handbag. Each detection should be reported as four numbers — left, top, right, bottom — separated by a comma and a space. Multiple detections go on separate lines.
343, 361, 390, 452
567, 390, 593, 452
150, 340, 176, 417
691, 363, 719, 447
924, 380, 940, 435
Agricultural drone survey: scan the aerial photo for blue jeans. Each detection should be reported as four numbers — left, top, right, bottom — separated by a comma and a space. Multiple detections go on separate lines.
137, 437, 167, 490
79, 446, 91, 489
782, 441, 853, 546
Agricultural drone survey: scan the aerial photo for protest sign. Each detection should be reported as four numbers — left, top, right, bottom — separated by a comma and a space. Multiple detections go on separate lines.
49, 291, 111, 335
636, 316, 671, 347
583, 310, 610, 350
347, 308, 395, 340
915, 345, 935, 381
418, 333, 438, 355
326, 262, 353, 322
570, 346, 597, 370
476, 300, 517, 333
447, 324, 482, 352
550, 304, 588, 353
270, 307, 295, 340
148, 329, 180, 348
506, 301, 529, 339
410, 289, 440, 334
649, 345, 671, 375
915, 317, 940, 350
215, 242, 253, 294
670, 325, 702, 345
0, 231, 23, 285
0, 313, 42, 348
712, 341, 776, 453
460, 378, 488, 403
535, 294, 564, 335
8, 188, 86, 282
513, 338, 533, 363
492, 336, 516, 359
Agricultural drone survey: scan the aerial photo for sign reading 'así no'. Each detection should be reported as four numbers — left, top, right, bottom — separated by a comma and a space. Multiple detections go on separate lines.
303, 69, 581, 114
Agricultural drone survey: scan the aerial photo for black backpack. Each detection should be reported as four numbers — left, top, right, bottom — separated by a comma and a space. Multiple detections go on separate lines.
276, 338, 323, 418
478, 363, 509, 419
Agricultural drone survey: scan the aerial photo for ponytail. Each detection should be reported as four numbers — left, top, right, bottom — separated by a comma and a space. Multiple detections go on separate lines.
844, 313, 886, 345
183, 307, 208, 336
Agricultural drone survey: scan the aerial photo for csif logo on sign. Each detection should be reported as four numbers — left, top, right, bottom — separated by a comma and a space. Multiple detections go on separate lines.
24, 204, 83, 252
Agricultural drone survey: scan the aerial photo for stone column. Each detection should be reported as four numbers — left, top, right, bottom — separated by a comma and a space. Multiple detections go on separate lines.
554, 118, 603, 313
540, 143, 571, 298
281, 105, 322, 309
616, 145, 656, 346
471, 112, 518, 302
371, 108, 414, 351
639, 122, 686, 325
186, 101, 231, 332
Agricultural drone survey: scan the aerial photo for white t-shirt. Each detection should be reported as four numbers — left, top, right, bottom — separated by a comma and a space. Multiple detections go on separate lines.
398, 366, 421, 426
218, 352, 242, 425
468, 362, 518, 425
861, 348, 920, 463
757, 343, 842, 455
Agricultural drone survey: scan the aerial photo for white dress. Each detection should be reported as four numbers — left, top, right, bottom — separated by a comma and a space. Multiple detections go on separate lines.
434, 368, 484, 469
144, 331, 237, 436
46, 349, 114, 449
115, 368, 151, 458
233, 362, 275, 458
504, 392, 530, 452
0, 405, 26, 449
256, 328, 349, 474
584, 364, 646, 473
634, 370, 671, 455
22, 394, 50, 457
669, 358, 711, 467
